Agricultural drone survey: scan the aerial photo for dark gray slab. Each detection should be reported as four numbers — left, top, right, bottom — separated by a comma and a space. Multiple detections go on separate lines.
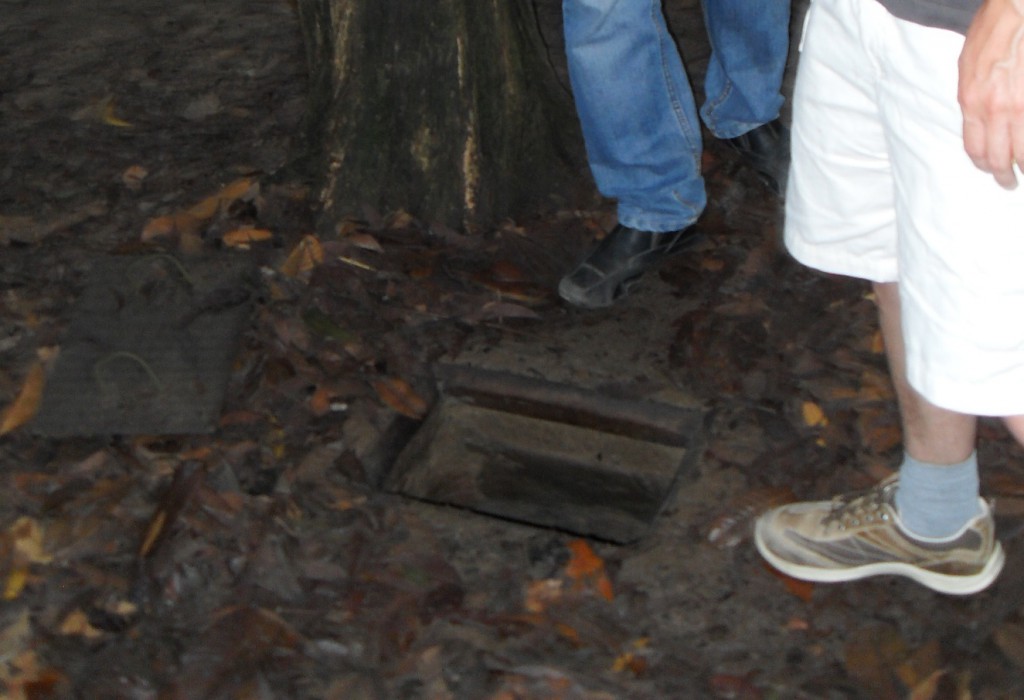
32, 253, 255, 436
386, 369, 703, 543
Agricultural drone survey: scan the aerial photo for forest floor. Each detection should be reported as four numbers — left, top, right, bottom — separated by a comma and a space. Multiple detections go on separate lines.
3, 0, 1024, 698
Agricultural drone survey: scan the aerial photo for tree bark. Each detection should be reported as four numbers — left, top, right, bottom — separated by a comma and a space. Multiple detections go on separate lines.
296, 0, 585, 233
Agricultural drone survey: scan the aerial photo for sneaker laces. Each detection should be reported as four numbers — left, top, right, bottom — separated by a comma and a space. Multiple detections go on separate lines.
821, 478, 898, 531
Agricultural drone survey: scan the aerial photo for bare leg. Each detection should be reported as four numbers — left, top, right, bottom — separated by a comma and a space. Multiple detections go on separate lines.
1002, 415, 1024, 446
873, 281, 977, 463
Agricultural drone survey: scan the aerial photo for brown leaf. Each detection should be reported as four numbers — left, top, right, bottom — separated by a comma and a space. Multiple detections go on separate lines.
906, 669, 945, 700
525, 579, 564, 614
801, 400, 828, 427
279, 234, 324, 278
140, 211, 202, 242
99, 97, 132, 127
465, 301, 541, 324
470, 274, 549, 304
187, 177, 257, 220
3, 566, 30, 601
9, 516, 51, 564
58, 610, 103, 639
565, 539, 614, 601
566, 539, 603, 579
138, 461, 205, 558
345, 232, 384, 253
372, 376, 428, 420
221, 227, 272, 248
308, 386, 334, 416
870, 328, 886, 354
121, 165, 148, 191
387, 209, 417, 229
0, 361, 45, 435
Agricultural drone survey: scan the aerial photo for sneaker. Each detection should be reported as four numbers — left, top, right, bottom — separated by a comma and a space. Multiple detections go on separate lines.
754, 477, 1005, 595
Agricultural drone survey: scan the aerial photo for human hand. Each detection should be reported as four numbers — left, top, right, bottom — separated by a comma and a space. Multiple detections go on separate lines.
958, 0, 1024, 189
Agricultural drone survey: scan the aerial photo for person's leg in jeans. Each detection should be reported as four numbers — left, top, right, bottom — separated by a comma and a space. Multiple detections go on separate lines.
563, 0, 705, 235
701, 0, 792, 193
558, 0, 706, 309
558, 0, 792, 308
700, 0, 790, 137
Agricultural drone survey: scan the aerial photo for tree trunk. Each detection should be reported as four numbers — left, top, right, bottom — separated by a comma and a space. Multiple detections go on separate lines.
295, 0, 585, 233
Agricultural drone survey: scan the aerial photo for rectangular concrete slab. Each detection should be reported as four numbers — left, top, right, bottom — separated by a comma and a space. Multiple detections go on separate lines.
31, 252, 255, 436
386, 368, 703, 543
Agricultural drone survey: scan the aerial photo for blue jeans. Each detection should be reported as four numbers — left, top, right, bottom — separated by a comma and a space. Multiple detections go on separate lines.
564, 0, 791, 232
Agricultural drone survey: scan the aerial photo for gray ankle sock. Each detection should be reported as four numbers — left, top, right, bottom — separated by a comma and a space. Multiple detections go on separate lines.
894, 451, 982, 539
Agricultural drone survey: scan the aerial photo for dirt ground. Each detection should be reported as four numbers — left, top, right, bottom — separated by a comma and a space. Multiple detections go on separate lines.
3, 0, 1024, 698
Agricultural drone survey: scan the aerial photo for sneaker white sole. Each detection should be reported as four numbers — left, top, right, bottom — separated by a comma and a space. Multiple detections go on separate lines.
754, 517, 1006, 596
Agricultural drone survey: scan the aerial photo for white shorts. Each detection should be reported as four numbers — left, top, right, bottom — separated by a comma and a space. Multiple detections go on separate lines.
785, 0, 1024, 416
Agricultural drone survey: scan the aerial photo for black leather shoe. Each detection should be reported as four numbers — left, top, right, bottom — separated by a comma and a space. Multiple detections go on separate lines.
558, 224, 701, 309
724, 119, 790, 196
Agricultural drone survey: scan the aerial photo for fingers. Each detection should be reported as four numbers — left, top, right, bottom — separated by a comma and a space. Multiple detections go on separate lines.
988, 116, 1018, 189
962, 109, 1020, 190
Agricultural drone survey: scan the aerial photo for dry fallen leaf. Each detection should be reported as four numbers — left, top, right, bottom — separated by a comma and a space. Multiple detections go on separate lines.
142, 178, 258, 242
59, 610, 103, 639
566, 539, 603, 579
3, 566, 29, 601
870, 328, 886, 354
386, 209, 417, 229
344, 232, 384, 253
565, 539, 613, 601
279, 234, 324, 278
308, 386, 334, 416
140, 211, 202, 242
372, 376, 428, 420
9, 516, 52, 564
801, 400, 828, 427
611, 638, 651, 676
122, 164, 148, 191
101, 100, 133, 128
0, 362, 46, 435
466, 301, 542, 324
74, 95, 132, 127
524, 578, 563, 614
221, 227, 273, 248
188, 177, 257, 219
470, 272, 549, 305
906, 669, 945, 700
